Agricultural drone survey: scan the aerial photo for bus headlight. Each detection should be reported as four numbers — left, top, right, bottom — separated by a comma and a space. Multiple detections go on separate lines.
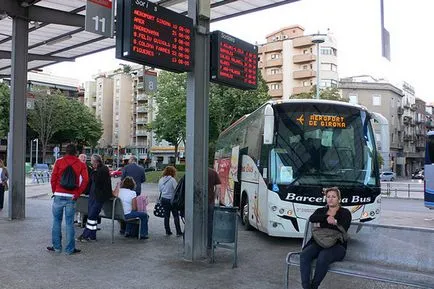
362, 212, 369, 218
287, 210, 293, 216
279, 208, 285, 214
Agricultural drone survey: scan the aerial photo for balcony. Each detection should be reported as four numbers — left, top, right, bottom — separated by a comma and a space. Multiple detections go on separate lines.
293, 69, 315, 79
137, 94, 147, 101
259, 41, 283, 53
136, 107, 147, 113
269, 88, 283, 98
292, 86, 312, 95
403, 116, 410, 125
266, 73, 283, 82
410, 104, 417, 111
397, 107, 403, 115
136, 83, 144, 90
293, 36, 313, 48
293, 53, 316, 64
403, 102, 410, 108
136, 118, 147, 124
262, 58, 283, 68
92, 102, 97, 107
135, 130, 147, 136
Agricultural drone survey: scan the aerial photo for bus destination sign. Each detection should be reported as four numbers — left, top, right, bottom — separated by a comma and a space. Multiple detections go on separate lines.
116, 0, 193, 73
210, 31, 258, 90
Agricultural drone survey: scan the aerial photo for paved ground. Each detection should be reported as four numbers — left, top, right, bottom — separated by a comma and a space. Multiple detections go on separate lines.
0, 182, 432, 289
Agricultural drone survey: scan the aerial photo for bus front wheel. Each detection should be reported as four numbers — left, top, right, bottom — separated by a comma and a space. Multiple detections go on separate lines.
242, 197, 253, 230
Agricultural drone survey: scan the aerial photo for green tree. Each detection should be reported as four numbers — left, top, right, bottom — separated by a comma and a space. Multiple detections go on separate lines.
152, 71, 270, 164
27, 88, 68, 162
52, 100, 103, 150
0, 82, 10, 138
290, 86, 348, 101
151, 71, 187, 164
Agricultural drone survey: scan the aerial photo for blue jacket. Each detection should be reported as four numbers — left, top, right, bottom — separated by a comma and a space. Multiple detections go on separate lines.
121, 163, 145, 196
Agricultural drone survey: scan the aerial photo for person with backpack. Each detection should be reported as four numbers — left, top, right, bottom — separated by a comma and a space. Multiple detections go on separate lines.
77, 154, 112, 242
47, 144, 89, 255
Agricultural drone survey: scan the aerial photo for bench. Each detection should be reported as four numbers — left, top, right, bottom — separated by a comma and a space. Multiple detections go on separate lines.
76, 196, 142, 243
285, 221, 434, 289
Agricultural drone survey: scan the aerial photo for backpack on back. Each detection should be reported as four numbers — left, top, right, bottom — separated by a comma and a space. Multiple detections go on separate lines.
172, 175, 185, 218
60, 160, 78, 190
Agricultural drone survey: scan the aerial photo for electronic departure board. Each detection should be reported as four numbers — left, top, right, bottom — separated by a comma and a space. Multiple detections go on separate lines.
116, 0, 193, 73
210, 31, 258, 90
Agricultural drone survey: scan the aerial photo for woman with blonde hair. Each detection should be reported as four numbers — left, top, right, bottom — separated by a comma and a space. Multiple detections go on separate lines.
299, 187, 352, 289
0, 159, 8, 211
158, 166, 182, 236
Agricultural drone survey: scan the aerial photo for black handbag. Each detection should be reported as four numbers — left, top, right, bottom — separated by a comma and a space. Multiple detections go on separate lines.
153, 191, 165, 218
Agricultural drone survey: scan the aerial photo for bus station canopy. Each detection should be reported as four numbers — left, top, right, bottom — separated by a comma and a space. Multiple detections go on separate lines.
0, 0, 299, 77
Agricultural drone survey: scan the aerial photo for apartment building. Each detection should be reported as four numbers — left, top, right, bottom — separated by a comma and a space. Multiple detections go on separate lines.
258, 25, 338, 99
86, 66, 164, 167
112, 73, 133, 147
340, 76, 426, 176
83, 81, 96, 115
94, 75, 114, 146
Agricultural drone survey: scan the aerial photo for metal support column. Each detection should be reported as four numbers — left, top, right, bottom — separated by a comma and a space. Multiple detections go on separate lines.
184, 0, 210, 261
8, 15, 29, 219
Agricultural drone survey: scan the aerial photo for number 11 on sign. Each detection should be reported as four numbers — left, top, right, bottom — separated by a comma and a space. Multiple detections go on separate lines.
92, 16, 106, 33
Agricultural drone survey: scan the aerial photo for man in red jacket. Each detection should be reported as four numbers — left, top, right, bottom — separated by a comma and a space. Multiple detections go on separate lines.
47, 144, 89, 255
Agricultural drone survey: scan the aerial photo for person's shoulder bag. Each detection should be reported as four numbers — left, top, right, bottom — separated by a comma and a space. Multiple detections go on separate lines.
153, 191, 165, 218
311, 223, 348, 248
154, 178, 170, 218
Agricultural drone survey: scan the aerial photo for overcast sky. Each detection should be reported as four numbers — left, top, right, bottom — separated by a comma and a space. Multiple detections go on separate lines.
45, 0, 433, 103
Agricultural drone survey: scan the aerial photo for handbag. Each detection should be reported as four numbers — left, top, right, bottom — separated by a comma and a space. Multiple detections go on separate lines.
153, 191, 165, 218
311, 224, 347, 248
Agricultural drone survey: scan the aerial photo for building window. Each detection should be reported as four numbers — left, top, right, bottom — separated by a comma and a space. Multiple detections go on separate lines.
349, 94, 358, 104
320, 79, 338, 88
269, 68, 281, 75
373, 95, 381, 106
320, 47, 337, 56
270, 53, 280, 60
270, 83, 280, 90
303, 80, 311, 87
321, 63, 337, 71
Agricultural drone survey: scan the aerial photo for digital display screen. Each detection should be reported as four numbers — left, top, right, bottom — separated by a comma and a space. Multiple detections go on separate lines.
116, 0, 193, 73
296, 114, 347, 128
210, 31, 258, 90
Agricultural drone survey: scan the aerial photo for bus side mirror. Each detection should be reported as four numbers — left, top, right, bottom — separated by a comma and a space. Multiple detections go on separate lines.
264, 104, 274, 144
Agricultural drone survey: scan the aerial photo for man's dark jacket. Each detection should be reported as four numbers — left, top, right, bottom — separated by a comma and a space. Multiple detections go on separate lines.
121, 163, 145, 196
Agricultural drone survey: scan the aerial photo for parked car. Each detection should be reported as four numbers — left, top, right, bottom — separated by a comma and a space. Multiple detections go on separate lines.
412, 169, 424, 179
413, 169, 424, 180
110, 168, 123, 178
380, 171, 396, 181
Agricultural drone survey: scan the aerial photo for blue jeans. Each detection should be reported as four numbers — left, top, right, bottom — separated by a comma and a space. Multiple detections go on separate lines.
300, 241, 346, 289
51, 196, 76, 254
124, 211, 149, 237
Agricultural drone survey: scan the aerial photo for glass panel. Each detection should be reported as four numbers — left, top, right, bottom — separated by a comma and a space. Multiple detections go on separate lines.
270, 103, 378, 186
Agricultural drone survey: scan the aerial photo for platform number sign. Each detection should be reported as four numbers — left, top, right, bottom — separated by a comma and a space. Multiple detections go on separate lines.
85, 0, 114, 38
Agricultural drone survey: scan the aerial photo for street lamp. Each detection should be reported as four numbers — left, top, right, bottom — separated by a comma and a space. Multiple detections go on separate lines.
312, 34, 326, 99
30, 138, 38, 166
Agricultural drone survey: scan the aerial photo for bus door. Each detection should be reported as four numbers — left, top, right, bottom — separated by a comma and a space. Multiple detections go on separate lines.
240, 154, 267, 231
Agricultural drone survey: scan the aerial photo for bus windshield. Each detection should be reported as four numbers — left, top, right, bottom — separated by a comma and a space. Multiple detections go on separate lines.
270, 102, 378, 187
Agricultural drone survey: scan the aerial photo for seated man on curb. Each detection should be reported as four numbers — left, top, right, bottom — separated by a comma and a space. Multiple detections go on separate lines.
113, 177, 149, 239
